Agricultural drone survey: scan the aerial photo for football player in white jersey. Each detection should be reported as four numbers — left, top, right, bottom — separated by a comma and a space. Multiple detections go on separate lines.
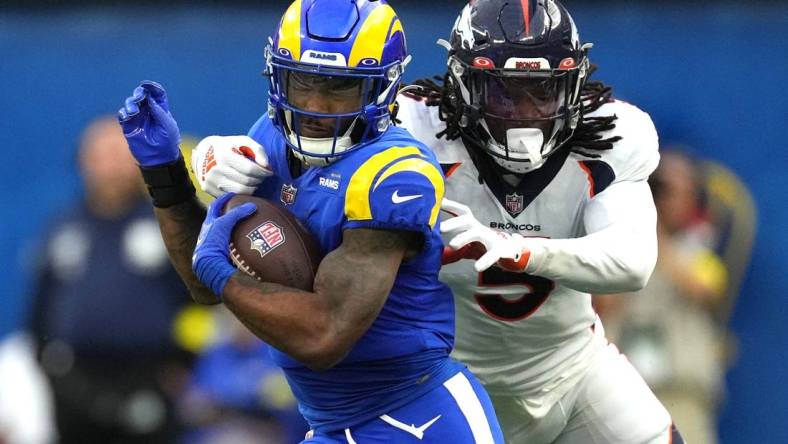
393, 1, 686, 443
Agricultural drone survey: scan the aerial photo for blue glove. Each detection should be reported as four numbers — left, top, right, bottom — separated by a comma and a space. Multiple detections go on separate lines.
192, 193, 257, 297
117, 80, 182, 167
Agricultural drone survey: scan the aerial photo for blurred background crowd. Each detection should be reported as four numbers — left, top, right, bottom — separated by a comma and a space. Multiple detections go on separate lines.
1, 1, 785, 443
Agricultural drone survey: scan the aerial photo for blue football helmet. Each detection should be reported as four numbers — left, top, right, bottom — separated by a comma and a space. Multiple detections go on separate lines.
446, 0, 591, 173
267, 0, 409, 166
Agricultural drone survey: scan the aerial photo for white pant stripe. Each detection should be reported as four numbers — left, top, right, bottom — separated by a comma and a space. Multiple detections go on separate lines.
443, 372, 496, 444
344, 428, 358, 444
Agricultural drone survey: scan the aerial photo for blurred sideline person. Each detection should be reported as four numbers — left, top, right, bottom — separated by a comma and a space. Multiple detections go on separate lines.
29, 116, 192, 444
117, 0, 504, 442
180, 138, 309, 442
0, 331, 56, 444
180, 311, 309, 444
597, 150, 730, 444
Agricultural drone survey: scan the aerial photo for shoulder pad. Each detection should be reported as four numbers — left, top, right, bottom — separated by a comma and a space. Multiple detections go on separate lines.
578, 100, 660, 183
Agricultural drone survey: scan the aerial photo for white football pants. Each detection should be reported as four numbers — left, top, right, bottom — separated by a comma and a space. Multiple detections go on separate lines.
490, 342, 678, 444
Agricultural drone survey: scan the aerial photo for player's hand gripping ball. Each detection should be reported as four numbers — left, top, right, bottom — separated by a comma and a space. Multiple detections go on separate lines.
225, 195, 323, 291
193, 193, 323, 298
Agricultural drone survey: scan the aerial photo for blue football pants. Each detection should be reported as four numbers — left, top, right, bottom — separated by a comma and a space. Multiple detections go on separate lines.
303, 367, 504, 443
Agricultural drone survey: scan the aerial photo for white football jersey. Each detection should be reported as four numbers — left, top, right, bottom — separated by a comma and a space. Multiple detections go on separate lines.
396, 95, 660, 417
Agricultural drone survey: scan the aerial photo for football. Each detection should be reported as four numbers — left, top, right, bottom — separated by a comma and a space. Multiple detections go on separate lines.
223, 195, 322, 291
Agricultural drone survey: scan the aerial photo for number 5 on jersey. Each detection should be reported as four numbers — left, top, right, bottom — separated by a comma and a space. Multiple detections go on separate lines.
474, 267, 555, 321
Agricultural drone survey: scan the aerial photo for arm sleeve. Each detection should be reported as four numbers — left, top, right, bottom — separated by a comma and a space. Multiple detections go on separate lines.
523, 180, 658, 293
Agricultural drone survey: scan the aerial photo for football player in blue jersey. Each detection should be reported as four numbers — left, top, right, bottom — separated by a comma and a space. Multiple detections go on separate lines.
117, 0, 503, 442
183, 1, 689, 443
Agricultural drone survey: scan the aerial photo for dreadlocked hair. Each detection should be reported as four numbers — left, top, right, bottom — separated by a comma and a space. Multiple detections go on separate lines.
570, 64, 622, 158
394, 73, 462, 140
398, 64, 622, 158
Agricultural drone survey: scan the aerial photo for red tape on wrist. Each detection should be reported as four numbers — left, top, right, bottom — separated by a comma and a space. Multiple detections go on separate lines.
499, 249, 531, 272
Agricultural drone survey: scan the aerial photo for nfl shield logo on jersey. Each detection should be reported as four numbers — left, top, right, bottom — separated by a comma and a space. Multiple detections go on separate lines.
246, 222, 285, 258
280, 184, 297, 205
505, 193, 525, 216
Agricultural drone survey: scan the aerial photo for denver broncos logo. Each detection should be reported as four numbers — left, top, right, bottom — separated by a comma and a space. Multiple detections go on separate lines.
455, 4, 476, 49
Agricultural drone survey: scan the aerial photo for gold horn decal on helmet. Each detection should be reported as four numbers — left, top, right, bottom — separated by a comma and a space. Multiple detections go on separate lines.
277, 0, 302, 61
348, 4, 401, 67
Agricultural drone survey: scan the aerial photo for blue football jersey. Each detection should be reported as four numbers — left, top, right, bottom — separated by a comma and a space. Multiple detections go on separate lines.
247, 115, 461, 432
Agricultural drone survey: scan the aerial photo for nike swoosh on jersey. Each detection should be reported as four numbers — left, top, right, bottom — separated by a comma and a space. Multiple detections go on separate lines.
379, 414, 441, 439
392, 190, 423, 204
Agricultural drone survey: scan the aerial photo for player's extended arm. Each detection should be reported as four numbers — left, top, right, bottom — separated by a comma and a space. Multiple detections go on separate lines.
117, 81, 217, 305
524, 180, 658, 293
192, 193, 419, 370
443, 180, 657, 294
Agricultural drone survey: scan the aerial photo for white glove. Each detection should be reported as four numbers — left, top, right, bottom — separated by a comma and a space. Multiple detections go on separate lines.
440, 198, 530, 272
190, 135, 273, 197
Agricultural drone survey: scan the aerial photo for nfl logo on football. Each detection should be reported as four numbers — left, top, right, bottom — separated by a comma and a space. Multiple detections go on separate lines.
280, 184, 297, 205
505, 193, 524, 216
247, 221, 285, 258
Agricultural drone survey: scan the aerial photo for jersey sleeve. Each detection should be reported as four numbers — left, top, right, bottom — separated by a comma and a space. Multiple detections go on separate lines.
524, 180, 658, 293
343, 146, 445, 236
522, 103, 661, 293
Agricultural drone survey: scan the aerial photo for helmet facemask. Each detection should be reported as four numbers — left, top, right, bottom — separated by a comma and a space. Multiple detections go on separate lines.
268, 50, 404, 166
266, 0, 409, 166
449, 55, 587, 174
442, 0, 591, 174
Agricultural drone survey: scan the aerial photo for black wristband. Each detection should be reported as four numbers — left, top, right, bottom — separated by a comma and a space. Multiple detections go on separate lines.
139, 157, 196, 208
